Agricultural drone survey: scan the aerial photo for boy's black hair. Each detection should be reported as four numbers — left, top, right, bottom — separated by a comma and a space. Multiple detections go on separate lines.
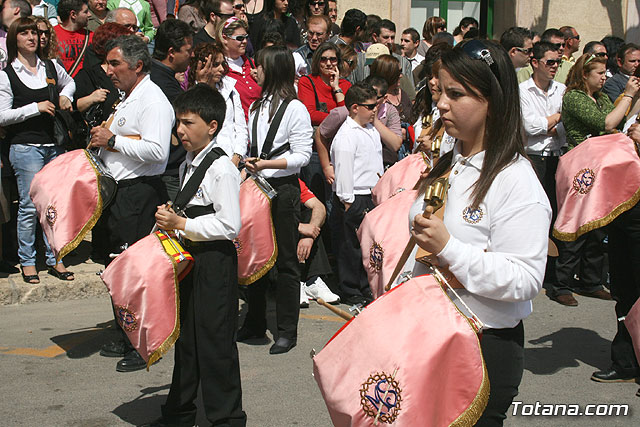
363, 75, 388, 96
173, 84, 226, 138
345, 82, 377, 109
532, 41, 559, 60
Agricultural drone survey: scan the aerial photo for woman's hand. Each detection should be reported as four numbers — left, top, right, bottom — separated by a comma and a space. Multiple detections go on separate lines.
37, 100, 55, 116
323, 164, 335, 184
328, 66, 340, 91
623, 76, 640, 98
90, 88, 109, 104
59, 96, 72, 111
155, 204, 186, 231
411, 212, 450, 255
195, 54, 215, 86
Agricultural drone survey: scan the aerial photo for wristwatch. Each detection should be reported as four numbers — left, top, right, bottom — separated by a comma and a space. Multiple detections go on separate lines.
333, 88, 343, 94
107, 135, 116, 149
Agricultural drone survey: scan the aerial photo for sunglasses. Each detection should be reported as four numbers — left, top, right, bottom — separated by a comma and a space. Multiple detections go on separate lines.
344, 59, 356, 67
216, 12, 235, 20
320, 56, 338, 63
515, 47, 533, 55
570, 34, 580, 40
38, 29, 51, 36
307, 30, 325, 39
550, 43, 563, 50
594, 51, 608, 58
228, 34, 249, 42
540, 58, 561, 66
358, 103, 377, 110
310, 1, 325, 7
124, 23, 139, 32
461, 39, 499, 79
233, 3, 245, 9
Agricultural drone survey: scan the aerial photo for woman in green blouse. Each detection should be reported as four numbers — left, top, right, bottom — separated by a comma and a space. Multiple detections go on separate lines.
562, 53, 639, 148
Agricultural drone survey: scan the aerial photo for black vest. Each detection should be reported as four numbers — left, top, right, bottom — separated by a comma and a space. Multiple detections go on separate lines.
4, 62, 55, 145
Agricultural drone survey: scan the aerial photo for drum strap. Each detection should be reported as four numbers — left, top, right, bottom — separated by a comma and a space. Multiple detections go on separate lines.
185, 204, 215, 218
250, 100, 291, 160
173, 147, 227, 212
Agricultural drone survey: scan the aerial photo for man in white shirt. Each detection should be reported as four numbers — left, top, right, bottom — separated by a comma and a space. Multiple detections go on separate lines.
0, 0, 31, 69
400, 27, 424, 72
331, 82, 383, 305
89, 35, 174, 372
28, 0, 58, 25
293, 14, 329, 78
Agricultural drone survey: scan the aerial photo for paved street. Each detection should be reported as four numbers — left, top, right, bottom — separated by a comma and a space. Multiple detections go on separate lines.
1, 283, 639, 426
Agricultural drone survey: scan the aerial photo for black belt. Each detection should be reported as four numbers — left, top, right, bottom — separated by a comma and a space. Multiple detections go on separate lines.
117, 175, 162, 188
185, 204, 215, 218
182, 238, 232, 251
266, 174, 298, 186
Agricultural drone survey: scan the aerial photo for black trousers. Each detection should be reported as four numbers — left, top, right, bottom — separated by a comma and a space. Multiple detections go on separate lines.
244, 175, 301, 340
475, 321, 524, 427
299, 207, 332, 282
608, 202, 640, 372
162, 241, 246, 427
553, 229, 606, 295
333, 193, 374, 298
102, 176, 167, 343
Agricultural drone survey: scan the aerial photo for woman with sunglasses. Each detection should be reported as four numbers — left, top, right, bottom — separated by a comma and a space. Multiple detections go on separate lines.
336, 43, 357, 79
217, 17, 261, 121
297, 0, 328, 44
187, 43, 249, 165
391, 39, 551, 425
0, 18, 76, 284
34, 16, 59, 61
298, 42, 351, 126
249, 0, 301, 50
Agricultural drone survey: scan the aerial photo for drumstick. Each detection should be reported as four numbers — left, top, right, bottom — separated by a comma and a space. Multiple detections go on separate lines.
316, 298, 353, 321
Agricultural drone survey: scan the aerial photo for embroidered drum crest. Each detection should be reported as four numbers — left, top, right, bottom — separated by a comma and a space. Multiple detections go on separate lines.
369, 242, 384, 272
45, 205, 57, 226
462, 206, 483, 224
115, 305, 138, 332
572, 168, 596, 194
233, 238, 243, 254
360, 371, 402, 423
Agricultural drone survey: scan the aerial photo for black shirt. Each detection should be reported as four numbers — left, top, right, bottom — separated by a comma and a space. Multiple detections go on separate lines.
193, 27, 216, 47
73, 63, 120, 126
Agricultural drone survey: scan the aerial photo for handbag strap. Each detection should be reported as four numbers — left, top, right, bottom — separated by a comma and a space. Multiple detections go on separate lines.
68, 30, 90, 76
250, 99, 290, 159
43, 59, 59, 106
173, 146, 227, 212
303, 75, 322, 111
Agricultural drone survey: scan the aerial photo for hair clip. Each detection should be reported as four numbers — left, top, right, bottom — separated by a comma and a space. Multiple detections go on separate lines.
223, 17, 239, 29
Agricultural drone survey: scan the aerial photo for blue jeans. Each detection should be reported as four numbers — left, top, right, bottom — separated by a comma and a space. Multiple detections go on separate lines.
9, 144, 64, 267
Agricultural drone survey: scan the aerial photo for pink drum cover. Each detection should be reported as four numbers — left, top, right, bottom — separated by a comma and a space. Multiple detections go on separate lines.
625, 298, 640, 366
101, 233, 179, 368
553, 133, 640, 241
313, 274, 488, 426
357, 190, 418, 298
29, 149, 102, 262
236, 178, 277, 285
371, 153, 429, 205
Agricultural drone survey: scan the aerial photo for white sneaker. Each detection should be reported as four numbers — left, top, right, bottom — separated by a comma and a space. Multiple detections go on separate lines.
300, 282, 310, 308
305, 277, 340, 304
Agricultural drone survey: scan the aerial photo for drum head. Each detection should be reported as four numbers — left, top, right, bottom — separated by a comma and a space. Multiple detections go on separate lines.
99, 175, 117, 208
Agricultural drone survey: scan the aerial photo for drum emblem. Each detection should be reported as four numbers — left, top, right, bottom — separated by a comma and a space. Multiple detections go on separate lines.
573, 168, 596, 194
233, 238, 243, 254
117, 117, 126, 126
45, 205, 57, 226
369, 242, 384, 272
462, 206, 483, 224
360, 371, 402, 423
115, 305, 138, 332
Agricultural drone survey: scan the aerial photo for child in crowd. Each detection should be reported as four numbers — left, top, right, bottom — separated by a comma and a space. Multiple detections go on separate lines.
330, 82, 384, 305
150, 84, 246, 427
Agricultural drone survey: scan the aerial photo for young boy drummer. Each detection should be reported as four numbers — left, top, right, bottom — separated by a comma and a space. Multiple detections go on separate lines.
330, 82, 384, 306
151, 84, 247, 426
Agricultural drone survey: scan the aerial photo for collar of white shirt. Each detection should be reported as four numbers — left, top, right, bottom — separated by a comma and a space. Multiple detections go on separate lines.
522, 77, 562, 96
117, 74, 152, 109
186, 138, 219, 170
345, 115, 374, 131
12, 56, 45, 74
451, 141, 484, 171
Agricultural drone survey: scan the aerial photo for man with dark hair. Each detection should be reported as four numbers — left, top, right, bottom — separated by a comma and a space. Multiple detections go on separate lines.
518, 28, 572, 84
330, 8, 366, 52
583, 40, 608, 57
500, 26, 533, 69
193, 0, 233, 46
603, 43, 640, 103
89, 35, 174, 373
401, 27, 423, 72
371, 19, 396, 54
559, 25, 580, 62
54, 0, 93, 77
151, 19, 194, 201
293, 14, 329, 77
0, 0, 31, 69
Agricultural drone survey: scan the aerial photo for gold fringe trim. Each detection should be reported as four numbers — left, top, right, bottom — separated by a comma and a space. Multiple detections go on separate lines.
432, 276, 490, 426
56, 150, 105, 263
552, 186, 640, 242
238, 182, 278, 286
146, 232, 181, 370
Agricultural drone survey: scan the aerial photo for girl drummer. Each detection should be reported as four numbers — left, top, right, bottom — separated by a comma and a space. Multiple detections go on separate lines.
407, 40, 551, 425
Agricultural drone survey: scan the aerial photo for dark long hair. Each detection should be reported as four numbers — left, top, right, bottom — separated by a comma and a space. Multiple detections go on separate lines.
310, 42, 341, 76
7, 17, 42, 64
251, 45, 297, 120
420, 40, 526, 208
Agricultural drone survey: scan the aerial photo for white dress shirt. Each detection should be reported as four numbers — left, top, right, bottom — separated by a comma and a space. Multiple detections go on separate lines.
247, 97, 313, 178
330, 116, 383, 203
405, 53, 424, 72
215, 76, 249, 157
293, 50, 309, 77
179, 139, 242, 241
0, 58, 75, 126
403, 142, 551, 329
99, 75, 174, 181
519, 77, 566, 155
32, 0, 58, 26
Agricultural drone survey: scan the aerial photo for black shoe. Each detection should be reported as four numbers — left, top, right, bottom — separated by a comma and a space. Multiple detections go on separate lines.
591, 366, 640, 383
269, 337, 296, 355
342, 294, 367, 306
116, 350, 146, 372
0, 259, 19, 274
100, 340, 129, 357
363, 290, 374, 304
237, 326, 266, 342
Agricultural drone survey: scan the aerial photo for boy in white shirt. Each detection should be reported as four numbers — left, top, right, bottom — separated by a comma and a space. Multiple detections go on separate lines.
151, 84, 246, 427
330, 82, 384, 305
